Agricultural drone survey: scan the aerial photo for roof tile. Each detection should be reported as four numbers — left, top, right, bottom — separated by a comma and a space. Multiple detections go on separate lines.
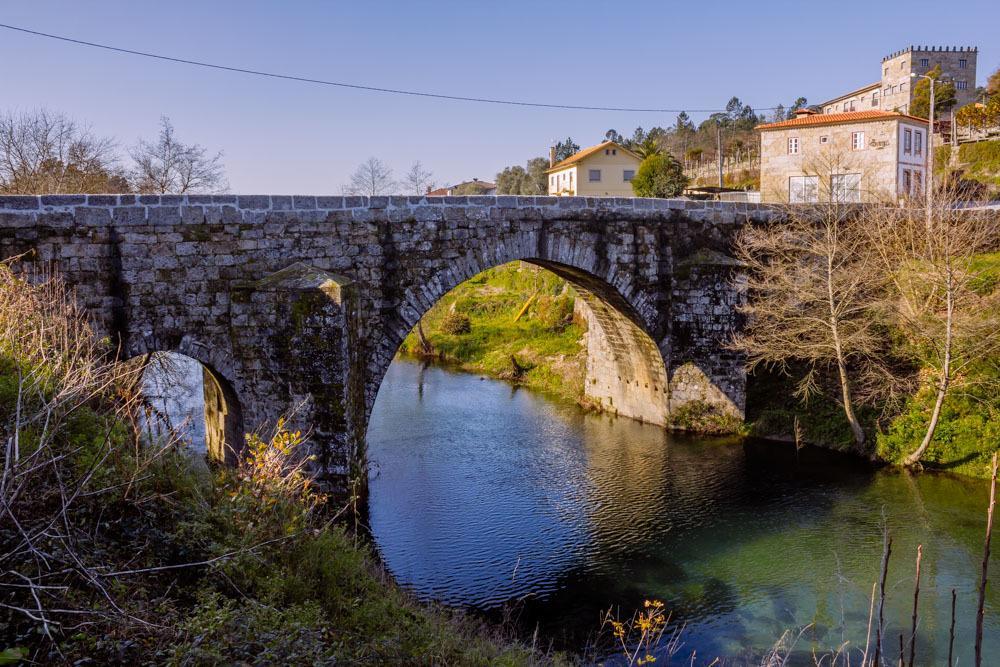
756, 110, 928, 131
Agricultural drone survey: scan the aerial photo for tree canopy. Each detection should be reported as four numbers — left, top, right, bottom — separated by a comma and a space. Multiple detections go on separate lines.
495, 157, 548, 195
987, 66, 1000, 96
553, 137, 580, 162
630, 153, 688, 198
910, 65, 957, 119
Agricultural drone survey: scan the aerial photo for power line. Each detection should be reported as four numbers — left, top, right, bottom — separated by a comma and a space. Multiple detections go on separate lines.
0, 22, 780, 114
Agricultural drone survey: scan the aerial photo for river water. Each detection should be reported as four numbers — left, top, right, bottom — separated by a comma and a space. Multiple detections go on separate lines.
367, 358, 998, 664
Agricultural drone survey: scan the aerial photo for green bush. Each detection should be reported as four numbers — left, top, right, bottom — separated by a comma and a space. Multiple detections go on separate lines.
877, 382, 1000, 476
439, 310, 472, 335
631, 153, 689, 198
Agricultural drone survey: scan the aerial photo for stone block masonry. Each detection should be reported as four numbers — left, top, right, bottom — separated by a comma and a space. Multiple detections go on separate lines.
0, 194, 776, 494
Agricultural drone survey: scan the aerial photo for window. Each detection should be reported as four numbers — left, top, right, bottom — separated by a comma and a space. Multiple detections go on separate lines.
900, 61, 905, 70
851, 131, 865, 151
605, 149, 610, 155
789, 176, 819, 203
569, 172, 573, 187
956, 80, 968, 90
825, 106, 833, 113
612, 149, 617, 155
872, 91, 880, 107
884, 67, 889, 76
913, 170, 923, 196
914, 130, 923, 156
588, 169, 601, 182
920, 58, 929, 67
820, 136, 829, 144
788, 137, 799, 154
959, 59, 967, 69
903, 169, 912, 195
623, 169, 635, 182
550, 176, 556, 187
832, 173, 862, 203
904, 128, 912, 154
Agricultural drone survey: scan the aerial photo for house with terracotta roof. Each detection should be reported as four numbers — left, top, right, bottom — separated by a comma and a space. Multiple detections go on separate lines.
756, 108, 929, 203
426, 178, 496, 196
545, 140, 641, 196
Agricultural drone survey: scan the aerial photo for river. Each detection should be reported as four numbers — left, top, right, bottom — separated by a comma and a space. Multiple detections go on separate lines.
367, 358, 998, 664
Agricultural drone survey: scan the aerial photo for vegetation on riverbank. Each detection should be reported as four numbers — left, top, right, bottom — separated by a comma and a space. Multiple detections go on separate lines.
398, 262, 587, 403
0, 264, 551, 665
736, 195, 1000, 479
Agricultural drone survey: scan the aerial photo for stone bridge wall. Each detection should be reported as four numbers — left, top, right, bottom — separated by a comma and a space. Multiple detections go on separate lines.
0, 194, 774, 492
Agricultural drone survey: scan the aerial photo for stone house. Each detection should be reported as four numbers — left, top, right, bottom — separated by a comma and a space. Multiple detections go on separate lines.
821, 45, 979, 115
546, 140, 642, 196
757, 109, 929, 203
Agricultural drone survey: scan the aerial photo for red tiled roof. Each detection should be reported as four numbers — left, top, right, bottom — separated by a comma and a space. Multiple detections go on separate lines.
545, 140, 641, 172
756, 110, 928, 131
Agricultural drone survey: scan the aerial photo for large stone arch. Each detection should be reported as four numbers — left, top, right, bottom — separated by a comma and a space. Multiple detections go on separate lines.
366, 226, 671, 431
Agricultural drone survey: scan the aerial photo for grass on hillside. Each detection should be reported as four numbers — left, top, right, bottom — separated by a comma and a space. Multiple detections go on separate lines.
399, 262, 587, 403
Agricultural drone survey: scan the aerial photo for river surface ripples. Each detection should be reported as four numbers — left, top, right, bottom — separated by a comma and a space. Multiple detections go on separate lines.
367, 358, 999, 663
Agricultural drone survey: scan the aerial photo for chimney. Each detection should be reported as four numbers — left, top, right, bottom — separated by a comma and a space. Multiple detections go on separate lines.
549, 146, 557, 167
793, 108, 818, 118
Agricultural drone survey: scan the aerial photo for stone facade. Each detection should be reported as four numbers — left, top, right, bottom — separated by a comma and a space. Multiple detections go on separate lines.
758, 112, 929, 203
0, 194, 773, 492
823, 46, 979, 116
822, 83, 881, 115
881, 46, 978, 115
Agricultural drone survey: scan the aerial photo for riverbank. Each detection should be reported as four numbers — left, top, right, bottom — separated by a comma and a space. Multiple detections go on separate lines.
398, 262, 587, 404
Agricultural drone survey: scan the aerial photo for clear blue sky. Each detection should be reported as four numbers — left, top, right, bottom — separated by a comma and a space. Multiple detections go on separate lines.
2, 1, 997, 194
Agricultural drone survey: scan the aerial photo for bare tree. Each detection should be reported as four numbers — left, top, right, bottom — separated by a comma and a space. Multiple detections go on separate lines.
0, 109, 125, 193
401, 161, 434, 196
865, 187, 1000, 465
731, 202, 893, 451
343, 157, 396, 196
130, 116, 227, 194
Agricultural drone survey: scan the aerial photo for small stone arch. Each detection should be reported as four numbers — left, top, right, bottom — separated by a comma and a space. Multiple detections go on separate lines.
128, 334, 245, 465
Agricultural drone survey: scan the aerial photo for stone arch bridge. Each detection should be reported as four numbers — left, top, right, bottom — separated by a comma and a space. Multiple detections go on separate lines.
0, 194, 773, 491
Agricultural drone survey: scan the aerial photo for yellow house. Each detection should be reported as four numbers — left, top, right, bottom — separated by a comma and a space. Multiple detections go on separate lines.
546, 141, 642, 196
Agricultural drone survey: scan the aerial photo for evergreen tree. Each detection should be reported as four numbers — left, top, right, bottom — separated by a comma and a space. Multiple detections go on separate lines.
554, 137, 580, 162
674, 112, 695, 134
788, 97, 809, 119
910, 65, 957, 119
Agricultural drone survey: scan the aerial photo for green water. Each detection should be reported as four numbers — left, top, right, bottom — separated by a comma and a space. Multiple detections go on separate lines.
368, 359, 998, 664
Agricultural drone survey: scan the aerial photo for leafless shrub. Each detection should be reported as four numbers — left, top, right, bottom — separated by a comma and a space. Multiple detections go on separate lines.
731, 202, 896, 451
864, 185, 1000, 465
0, 108, 126, 194
0, 260, 155, 648
130, 116, 227, 194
